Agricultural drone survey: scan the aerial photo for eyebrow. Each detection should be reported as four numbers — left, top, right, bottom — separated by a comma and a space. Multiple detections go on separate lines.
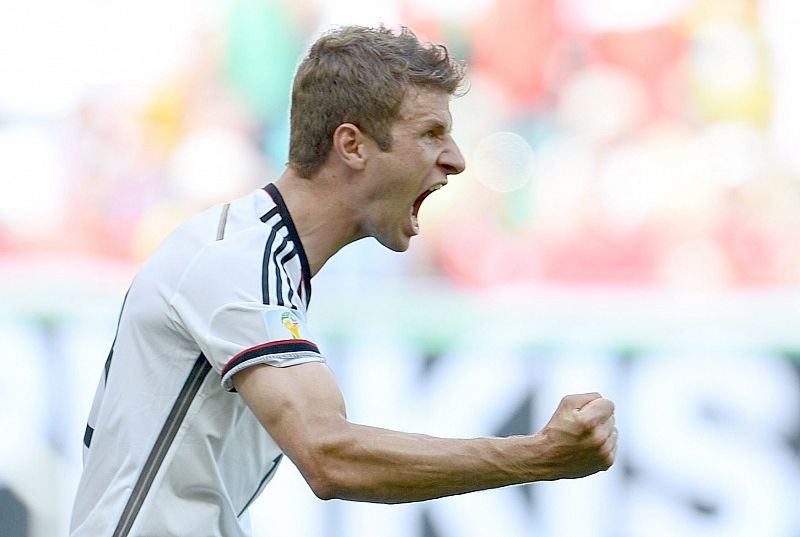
421, 117, 451, 133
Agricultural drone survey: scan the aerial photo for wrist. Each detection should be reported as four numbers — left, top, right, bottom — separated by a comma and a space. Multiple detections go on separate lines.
491, 433, 556, 485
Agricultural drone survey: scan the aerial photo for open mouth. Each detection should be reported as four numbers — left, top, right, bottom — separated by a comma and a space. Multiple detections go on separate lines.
412, 183, 444, 218
410, 183, 444, 233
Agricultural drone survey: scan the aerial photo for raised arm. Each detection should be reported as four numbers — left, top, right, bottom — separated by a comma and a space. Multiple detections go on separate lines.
233, 361, 617, 504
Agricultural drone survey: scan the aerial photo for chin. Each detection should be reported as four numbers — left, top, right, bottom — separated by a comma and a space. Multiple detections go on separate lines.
375, 235, 411, 253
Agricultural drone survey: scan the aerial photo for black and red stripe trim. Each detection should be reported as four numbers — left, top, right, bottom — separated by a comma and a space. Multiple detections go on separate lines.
221, 339, 320, 377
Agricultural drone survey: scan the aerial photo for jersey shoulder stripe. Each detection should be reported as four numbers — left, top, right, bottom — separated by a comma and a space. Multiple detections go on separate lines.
271, 233, 291, 307
261, 225, 281, 305
278, 248, 300, 310
263, 183, 312, 307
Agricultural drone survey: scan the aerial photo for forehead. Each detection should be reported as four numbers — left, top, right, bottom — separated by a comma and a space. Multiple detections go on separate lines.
395, 88, 453, 130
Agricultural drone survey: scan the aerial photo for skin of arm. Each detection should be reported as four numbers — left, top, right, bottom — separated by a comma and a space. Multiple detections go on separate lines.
233, 361, 617, 504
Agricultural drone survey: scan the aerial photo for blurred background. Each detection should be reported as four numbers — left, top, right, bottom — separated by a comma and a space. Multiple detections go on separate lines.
2, 0, 800, 535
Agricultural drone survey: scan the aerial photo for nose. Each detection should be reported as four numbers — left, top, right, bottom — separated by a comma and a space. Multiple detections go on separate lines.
438, 135, 466, 176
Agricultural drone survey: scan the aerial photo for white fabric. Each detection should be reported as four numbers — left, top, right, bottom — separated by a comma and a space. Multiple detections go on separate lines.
70, 186, 325, 537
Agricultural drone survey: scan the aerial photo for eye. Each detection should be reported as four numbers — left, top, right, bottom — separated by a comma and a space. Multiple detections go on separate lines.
423, 123, 447, 141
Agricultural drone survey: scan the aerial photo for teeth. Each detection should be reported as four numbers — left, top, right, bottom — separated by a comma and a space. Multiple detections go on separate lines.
430, 184, 443, 192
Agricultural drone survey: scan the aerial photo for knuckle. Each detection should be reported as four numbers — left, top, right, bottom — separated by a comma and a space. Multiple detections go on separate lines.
573, 419, 591, 435
577, 415, 596, 433
591, 431, 606, 448
600, 443, 616, 468
596, 449, 614, 469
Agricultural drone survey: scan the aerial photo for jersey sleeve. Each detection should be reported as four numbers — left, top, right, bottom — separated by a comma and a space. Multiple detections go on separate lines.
209, 302, 324, 391
170, 232, 325, 392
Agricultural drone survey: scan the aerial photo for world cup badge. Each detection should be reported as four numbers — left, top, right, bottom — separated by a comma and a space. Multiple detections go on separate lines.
281, 311, 301, 339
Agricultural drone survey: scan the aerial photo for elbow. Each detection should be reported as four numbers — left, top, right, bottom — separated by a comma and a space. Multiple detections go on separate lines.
295, 442, 352, 501
307, 473, 338, 501
300, 453, 337, 500
304, 461, 356, 501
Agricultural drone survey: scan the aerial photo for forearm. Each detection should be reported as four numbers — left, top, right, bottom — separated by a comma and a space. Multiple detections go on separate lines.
234, 363, 616, 504
307, 422, 549, 503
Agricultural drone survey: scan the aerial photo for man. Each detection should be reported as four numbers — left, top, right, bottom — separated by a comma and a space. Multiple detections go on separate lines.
71, 25, 617, 537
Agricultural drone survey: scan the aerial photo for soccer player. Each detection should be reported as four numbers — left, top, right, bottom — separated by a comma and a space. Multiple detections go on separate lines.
70, 25, 617, 537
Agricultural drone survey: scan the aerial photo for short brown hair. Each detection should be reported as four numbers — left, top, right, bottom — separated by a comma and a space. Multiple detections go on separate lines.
288, 25, 466, 178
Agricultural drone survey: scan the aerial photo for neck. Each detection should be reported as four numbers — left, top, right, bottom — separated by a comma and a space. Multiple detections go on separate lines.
271, 167, 363, 278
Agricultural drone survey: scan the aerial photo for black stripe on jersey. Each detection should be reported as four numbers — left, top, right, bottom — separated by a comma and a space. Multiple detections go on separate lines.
238, 454, 283, 517
104, 288, 131, 385
221, 340, 321, 378
264, 183, 313, 306
260, 206, 279, 223
272, 234, 290, 307
112, 354, 212, 537
109, 205, 226, 533
104, 349, 112, 385
261, 225, 278, 305
259, 194, 296, 308
83, 424, 94, 449
279, 248, 299, 309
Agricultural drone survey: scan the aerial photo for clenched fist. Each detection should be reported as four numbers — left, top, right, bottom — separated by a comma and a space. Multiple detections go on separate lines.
537, 392, 618, 480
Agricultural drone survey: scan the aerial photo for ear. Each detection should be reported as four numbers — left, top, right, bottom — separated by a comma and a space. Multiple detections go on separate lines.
332, 123, 373, 170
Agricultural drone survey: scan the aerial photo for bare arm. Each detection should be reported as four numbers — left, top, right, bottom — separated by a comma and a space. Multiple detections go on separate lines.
233, 361, 617, 504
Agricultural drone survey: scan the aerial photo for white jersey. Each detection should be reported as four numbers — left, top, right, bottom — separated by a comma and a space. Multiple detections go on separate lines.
71, 184, 326, 537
